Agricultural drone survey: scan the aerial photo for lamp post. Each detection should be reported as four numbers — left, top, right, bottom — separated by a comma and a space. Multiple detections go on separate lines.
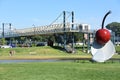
32, 24, 36, 46
32, 24, 36, 35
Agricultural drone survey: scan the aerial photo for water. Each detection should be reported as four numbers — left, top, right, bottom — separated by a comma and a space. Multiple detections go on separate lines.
0, 59, 73, 63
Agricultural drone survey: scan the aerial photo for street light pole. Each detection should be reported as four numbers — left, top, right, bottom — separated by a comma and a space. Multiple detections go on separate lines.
32, 24, 36, 46
32, 24, 35, 35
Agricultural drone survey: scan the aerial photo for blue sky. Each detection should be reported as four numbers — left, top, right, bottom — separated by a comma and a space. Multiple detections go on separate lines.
0, 0, 120, 29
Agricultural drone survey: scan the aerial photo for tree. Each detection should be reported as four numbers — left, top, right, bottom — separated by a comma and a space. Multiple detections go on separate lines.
106, 22, 120, 36
74, 33, 84, 42
0, 38, 6, 45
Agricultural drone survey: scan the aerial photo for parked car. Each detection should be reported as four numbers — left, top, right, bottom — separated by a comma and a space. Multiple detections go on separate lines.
36, 42, 47, 46
9, 44, 16, 48
0, 45, 12, 48
115, 42, 120, 45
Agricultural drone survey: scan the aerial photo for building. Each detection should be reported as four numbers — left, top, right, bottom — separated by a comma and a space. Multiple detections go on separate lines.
78, 24, 91, 31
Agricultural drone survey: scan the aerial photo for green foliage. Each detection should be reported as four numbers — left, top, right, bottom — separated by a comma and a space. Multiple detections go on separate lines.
48, 35, 55, 42
54, 33, 84, 44
0, 38, 6, 45
74, 33, 84, 42
106, 22, 120, 35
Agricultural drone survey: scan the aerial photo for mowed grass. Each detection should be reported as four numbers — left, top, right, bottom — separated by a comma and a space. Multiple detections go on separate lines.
0, 62, 120, 80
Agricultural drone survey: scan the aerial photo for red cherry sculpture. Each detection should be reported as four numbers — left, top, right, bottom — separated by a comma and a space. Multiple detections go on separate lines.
95, 10, 111, 45
96, 29, 110, 45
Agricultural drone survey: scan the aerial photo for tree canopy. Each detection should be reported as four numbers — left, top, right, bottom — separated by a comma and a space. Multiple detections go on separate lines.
106, 22, 120, 36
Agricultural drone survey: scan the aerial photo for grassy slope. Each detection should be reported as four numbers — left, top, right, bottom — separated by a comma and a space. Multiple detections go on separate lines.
0, 46, 75, 55
0, 46, 92, 59
0, 46, 120, 59
0, 62, 120, 80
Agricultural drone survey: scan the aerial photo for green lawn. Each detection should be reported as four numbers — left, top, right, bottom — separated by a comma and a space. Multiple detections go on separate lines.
0, 62, 120, 80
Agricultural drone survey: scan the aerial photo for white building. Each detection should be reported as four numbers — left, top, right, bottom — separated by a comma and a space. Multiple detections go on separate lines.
78, 24, 91, 31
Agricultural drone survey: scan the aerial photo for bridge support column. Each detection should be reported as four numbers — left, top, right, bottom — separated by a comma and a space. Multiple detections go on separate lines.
71, 11, 75, 53
63, 11, 66, 49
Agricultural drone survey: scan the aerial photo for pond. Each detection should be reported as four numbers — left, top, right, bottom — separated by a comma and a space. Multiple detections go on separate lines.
0, 59, 73, 63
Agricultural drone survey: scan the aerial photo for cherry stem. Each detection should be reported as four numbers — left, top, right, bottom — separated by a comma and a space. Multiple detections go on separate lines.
102, 10, 111, 29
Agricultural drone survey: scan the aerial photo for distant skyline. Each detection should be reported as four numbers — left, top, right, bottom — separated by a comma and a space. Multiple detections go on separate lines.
0, 0, 120, 30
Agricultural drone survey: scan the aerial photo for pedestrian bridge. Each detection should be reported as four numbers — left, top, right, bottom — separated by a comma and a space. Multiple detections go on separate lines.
0, 22, 94, 38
